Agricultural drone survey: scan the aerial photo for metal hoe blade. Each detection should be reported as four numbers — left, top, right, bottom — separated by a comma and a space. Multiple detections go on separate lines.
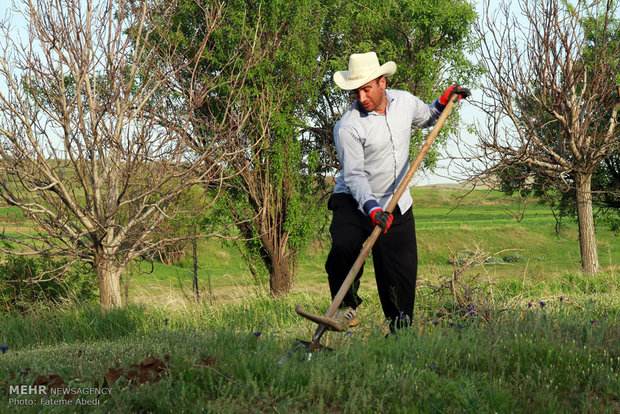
278, 339, 333, 365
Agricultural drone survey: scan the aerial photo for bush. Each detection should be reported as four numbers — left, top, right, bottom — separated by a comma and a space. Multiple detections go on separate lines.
502, 253, 527, 263
0, 255, 97, 313
449, 250, 504, 266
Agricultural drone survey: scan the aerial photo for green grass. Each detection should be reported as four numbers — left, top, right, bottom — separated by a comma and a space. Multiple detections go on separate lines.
2, 187, 617, 302
0, 273, 618, 413
0, 205, 27, 224
411, 187, 618, 279
0, 186, 618, 412
127, 186, 619, 303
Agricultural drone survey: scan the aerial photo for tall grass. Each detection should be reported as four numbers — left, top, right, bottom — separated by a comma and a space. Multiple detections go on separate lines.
1, 271, 618, 413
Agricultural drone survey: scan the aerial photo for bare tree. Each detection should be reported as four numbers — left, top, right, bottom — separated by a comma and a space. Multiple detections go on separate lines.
0, 0, 256, 309
467, 0, 620, 273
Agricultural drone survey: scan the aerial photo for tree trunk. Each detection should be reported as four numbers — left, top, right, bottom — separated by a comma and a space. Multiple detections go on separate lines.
97, 258, 124, 311
260, 233, 294, 296
269, 255, 294, 296
192, 222, 200, 302
574, 173, 599, 274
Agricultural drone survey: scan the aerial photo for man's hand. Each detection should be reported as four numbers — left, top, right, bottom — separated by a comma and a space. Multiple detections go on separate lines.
439, 85, 471, 106
370, 209, 393, 233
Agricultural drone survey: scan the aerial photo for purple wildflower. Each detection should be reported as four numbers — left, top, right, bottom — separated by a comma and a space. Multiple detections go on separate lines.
432, 321, 439, 326
346, 331, 353, 336
590, 320, 597, 325
449, 322, 455, 327
559, 296, 564, 302
164, 318, 169, 326
428, 365, 436, 370
253, 332, 261, 337
0, 346, 7, 354
540, 301, 546, 307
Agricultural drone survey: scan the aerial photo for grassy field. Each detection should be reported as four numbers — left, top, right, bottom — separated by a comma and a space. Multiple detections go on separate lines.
0, 274, 618, 412
129, 185, 619, 304
0, 186, 618, 413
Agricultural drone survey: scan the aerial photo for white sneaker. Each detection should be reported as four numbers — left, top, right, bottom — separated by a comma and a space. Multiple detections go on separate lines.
333, 307, 360, 328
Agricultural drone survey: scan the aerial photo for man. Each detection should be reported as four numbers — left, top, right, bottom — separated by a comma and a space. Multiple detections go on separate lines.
327, 51, 469, 333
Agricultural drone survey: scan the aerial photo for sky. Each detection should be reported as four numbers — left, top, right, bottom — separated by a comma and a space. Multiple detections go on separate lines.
411, 96, 481, 186
414, 0, 535, 186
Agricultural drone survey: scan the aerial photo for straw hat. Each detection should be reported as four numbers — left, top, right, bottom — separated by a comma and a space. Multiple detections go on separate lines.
333, 52, 397, 90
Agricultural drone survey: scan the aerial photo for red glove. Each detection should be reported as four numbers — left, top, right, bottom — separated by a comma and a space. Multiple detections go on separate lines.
369, 209, 393, 234
439, 86, 471, 106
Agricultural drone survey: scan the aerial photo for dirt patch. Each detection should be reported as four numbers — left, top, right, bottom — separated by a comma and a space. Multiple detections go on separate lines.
6, 356, 171, 399
101, 355, 171, 388
196, 355, 216, 367
0, 226, 39, 233
32, 374, 77, 399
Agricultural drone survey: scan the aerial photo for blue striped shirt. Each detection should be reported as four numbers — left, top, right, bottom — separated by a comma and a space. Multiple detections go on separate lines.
333, 89, 444, 214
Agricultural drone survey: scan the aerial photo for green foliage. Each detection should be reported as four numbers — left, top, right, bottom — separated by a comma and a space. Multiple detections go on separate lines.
497, 158, 620, 233
555, 156, 620, 233
163, 0, 480, 292
314, 0, 482, 171
502, 253, 527, 263
127, 186, 619, 302
0, 254, 96, 314
164, 0, 331, 292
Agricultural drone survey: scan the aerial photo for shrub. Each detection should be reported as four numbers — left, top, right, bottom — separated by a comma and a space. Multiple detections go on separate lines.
502, 253, 527, 263
449, 250, 503, 266
0, 255, 96, 313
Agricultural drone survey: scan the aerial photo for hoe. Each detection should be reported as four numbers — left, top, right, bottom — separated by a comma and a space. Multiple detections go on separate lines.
289, 93, 461, 360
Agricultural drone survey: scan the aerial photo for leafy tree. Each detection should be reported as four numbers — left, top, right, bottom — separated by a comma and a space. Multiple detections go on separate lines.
545, 154, 620, 233
308, 0, 481, 178
166, 0, 479, 295
545, 6, 620, 233
160, 0, 327, 295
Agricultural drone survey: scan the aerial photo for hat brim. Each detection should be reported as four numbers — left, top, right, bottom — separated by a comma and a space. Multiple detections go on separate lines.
333, 61, 397, 90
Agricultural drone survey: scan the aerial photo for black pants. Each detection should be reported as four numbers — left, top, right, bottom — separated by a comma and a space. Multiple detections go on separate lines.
325, 193, 418, 331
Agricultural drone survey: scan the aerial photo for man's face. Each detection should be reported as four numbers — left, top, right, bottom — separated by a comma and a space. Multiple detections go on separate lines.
354, 77, 387, 114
